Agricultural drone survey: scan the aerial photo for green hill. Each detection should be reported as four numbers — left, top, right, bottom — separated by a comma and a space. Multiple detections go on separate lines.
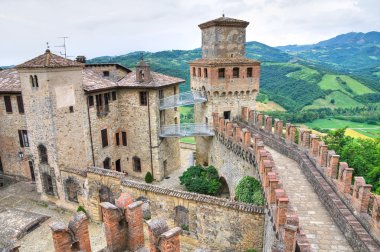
88, 37, 380, 112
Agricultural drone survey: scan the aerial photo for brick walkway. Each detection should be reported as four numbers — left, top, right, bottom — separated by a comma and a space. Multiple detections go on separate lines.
265, 146, 353, 252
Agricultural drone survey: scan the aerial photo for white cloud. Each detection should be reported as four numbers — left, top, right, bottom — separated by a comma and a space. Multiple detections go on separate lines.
0, 0, 379, 65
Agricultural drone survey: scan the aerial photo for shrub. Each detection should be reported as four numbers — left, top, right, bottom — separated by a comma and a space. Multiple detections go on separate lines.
179, 165, 221, 195
145, 171, 153, 183
235, 176, 264, 205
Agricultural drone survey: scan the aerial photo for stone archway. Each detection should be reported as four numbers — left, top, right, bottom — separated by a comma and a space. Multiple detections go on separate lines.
219, 177, 230, 199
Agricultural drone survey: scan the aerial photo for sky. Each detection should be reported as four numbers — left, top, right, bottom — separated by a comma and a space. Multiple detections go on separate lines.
0, 0, 379, 66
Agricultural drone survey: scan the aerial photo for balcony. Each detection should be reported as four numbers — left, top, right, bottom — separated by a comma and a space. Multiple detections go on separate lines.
159, 91, 207, 110
160, 123, 214, 137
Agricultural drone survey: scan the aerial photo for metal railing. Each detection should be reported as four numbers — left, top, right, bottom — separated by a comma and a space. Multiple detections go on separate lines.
160, 123, 214, 137
159, 91, 207, 110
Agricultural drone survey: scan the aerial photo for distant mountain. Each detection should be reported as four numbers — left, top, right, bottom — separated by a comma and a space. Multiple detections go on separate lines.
89, 36, 380, 112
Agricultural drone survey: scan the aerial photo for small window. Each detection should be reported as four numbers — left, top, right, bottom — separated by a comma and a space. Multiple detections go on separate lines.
4, 96, 12, 113
223, 111, 231, 120
133, 156, 141, 172
115, 159, 121, 172
38, 144, 48, 163
96, 94, 102, 106
159, 89, 164, 99
34, 75, 39, 87
197, 68, 201, 77
103, 157, 111, 169
43, 173, 54, 195
111, 91, 117, 101
140, 91, 148, 106
174, 86, 177, 95
115, 132, 120, 146
247, 67, 253, 78
192, 67, 196, 77
88, 96, 94, 107
30, 75, 35, 87
122, 132, 127, 146
233, 67, 239, 78
69, 106, 74, 113
18, 130, 29, 147
101, 128, 108, 148
17, 96, 24, 114
103, 71, 110, 77
204, 68, 208, 78
218, 68, 225, 78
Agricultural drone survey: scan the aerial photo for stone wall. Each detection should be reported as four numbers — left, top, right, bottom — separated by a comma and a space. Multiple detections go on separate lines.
0, 94, 30, 179
239, 107, 380, 252
83, 167, 265, 251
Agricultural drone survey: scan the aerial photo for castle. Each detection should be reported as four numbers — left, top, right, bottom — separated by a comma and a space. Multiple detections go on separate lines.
1, 16, 380, 252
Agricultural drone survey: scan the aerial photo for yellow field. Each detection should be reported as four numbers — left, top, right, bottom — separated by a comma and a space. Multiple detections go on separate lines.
344, 128, 372, 140
256, 101, 286, 111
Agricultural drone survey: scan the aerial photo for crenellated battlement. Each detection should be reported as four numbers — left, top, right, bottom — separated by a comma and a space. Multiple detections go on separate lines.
220, 107, 380, 251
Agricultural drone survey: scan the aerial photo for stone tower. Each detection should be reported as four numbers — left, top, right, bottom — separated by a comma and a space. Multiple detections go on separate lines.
190, 16, 260, 165
16, 50, 92, 201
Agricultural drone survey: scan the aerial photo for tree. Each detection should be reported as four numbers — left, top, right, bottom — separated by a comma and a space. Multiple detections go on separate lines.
179, 165, 221, 195
235, 176, 264, 205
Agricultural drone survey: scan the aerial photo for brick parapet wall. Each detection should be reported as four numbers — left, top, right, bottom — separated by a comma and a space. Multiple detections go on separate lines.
235, 107, 380, 252
213, 111, 311, 252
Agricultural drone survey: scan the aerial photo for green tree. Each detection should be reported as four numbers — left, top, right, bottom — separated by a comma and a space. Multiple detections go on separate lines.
145, 171, 153, 183
179, 165, 221, 195
235, 176, 264, 205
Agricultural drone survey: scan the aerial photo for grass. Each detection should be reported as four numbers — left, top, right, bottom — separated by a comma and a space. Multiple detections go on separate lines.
180, 137, 196, 144
318, 74, 374, 96
286, 65, 321, 83
303, 91, 364, 110
256, 101, 286, 111
305, 118, 380, 138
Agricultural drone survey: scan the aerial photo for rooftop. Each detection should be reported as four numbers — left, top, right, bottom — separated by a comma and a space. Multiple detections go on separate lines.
82, 69, 118, 92
0, 69, 21, 93
118, 71, 185, 89
198, 16, 249, 29
16, 50, 84, 69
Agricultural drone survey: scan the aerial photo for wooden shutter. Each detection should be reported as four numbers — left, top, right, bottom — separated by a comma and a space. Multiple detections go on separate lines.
101, 129, 108, 147
18, 130, 24, 147
4, 96, 12, 113
122, 132, 127, 146
115, 132, 120, 146
17, 96, 24, 113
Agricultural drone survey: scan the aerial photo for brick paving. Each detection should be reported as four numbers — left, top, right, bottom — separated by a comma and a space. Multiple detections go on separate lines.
265, 146, 353, 252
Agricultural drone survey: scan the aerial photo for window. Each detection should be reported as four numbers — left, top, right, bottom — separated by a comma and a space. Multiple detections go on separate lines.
43, 173, 54, 195
69, 106, 74, 113
197, 68, 201, 77
218, 68, 225, 78
115, 132, 120, 146
38, 144, 48, 163
133, 156, 141, 172
88, 96, 94, 107
140, 91, 148, 106
34, 75, 39, 87
17, 96, 24, 113
4, 96, 12, 113
159, 89, 164, 99
103, 157, 111, 169
223, 111, 231, 120
204, 68, 208, 78
30, 75, 35, 87
101, 128, 108, 148
192, 67, 196, 77
0, 157, 3, 173
111, 91, 117, 101
115, 159, 121, 172
174, 86, 177, 95
247, 67, 253, 78
174, 206, 189, 230
122, 132, 127, 146
233, 67, 239, 78
95, 93, 109, 115
65, 177, 79, 202
103, 71, 110, 77
18, 130, 29, 147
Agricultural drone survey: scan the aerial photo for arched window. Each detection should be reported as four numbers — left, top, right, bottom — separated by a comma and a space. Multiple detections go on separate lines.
103, 157, 111, 169
38, 144, 48, 164
34, 75, 39, 87
133, 156, 141, 172
30, 75, 35, 87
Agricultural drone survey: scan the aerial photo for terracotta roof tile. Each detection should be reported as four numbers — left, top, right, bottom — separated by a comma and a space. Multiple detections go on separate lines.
82, 69, 118, 92
118, 71, 185, 88
16, 50, 84, 69
190, 57, 260, 66
0, 69, 21, 93
199, 16, 249, 29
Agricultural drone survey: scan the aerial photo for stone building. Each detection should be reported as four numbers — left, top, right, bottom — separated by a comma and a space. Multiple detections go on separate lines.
0, 51, 183, 204
190, 15, 260, 166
